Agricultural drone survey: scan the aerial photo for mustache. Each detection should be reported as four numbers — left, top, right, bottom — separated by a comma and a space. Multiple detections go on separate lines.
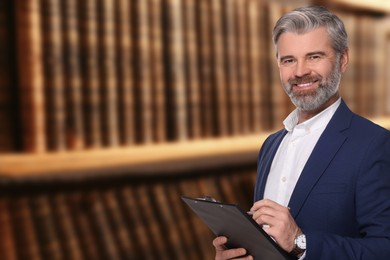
288, 75, 322, 86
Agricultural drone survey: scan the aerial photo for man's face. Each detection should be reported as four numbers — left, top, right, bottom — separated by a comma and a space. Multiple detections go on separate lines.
276, 27, 348, 111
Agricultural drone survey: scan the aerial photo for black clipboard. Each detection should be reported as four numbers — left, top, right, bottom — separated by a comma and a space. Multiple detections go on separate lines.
181, 196, 295, 260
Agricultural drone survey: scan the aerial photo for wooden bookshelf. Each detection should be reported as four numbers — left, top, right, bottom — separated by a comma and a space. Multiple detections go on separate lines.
0, 115, 389, 179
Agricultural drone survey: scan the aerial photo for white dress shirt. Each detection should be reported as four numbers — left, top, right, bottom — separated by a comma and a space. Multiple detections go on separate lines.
263, 98, 341, 259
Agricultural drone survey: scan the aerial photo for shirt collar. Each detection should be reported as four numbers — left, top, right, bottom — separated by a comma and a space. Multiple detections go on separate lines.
283, 98, 341, 133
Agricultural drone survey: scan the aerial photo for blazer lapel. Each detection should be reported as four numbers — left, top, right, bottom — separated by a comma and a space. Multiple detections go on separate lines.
254, 129, 288, 201
288, 100, 353, 217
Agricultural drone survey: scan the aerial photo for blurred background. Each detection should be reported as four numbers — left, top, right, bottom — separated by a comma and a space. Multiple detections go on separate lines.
1, 0, 390, 259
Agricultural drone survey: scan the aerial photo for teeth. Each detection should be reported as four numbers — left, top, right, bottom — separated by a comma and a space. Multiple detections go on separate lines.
297, 82, 313, 87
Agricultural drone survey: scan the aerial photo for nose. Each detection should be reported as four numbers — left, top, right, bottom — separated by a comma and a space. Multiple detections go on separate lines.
294, 60, 311, 77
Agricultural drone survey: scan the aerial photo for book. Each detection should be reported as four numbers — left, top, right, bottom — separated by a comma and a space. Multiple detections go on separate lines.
9, 196, 42, 260
247, 0, 270, 132
98, 0, 120, 147
182, 0, 202, 139
119, 186, 156, 260
133, 0, 154, 144
179, 178, 215, 259
152, 183, 188, 259
210, 0, 229, 137
234, 0, 251, 134
30, 194, 63, 259
222, 0, 241, 135
51, 192, 84, 260
164, 0, 188, 141
14, 0, 47, 152
135, 184, 172, 259
101, 189, 137, 260
88, 191, 121, 260
78, 0, 102, 148
61, 0, 86, 150
41, 0, 67, 151
197, 0, 216, 138
149, 0, 167, 143
114, 0, 136, 145
0, 0, 16, 152
166, 182, 201, 260
0, 196, 17, 260
67, 192, 100, 259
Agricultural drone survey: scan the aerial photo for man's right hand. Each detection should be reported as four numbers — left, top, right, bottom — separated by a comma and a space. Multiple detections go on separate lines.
213, 236, 253, 260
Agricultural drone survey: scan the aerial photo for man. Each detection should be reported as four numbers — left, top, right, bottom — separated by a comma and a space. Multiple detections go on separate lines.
213, 6, 390, 260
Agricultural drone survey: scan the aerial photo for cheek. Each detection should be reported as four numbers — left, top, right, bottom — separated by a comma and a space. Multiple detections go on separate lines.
279, 68, 291, 82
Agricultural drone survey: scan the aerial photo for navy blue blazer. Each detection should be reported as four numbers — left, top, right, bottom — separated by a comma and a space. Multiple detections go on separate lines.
254, 100, 390, 259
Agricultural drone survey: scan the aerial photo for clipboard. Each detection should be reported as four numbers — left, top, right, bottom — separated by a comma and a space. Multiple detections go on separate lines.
181, 196, 295, 260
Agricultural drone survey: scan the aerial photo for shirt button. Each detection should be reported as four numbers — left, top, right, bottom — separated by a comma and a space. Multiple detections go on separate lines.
281, 176, 287, 182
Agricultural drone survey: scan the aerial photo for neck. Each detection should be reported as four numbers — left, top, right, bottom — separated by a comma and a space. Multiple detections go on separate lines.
297, 94, 339, 124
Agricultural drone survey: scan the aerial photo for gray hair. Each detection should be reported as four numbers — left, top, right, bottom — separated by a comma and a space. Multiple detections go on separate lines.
273, 6, 348, 56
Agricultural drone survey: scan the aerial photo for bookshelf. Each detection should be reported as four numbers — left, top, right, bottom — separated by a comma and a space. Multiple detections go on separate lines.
1, 0, 390, 259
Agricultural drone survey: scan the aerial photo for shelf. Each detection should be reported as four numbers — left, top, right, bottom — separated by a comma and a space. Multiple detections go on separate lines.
0, 116, 389, 180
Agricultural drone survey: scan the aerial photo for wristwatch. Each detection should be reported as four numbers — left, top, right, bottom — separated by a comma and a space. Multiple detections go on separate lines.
291, 233, 306, 257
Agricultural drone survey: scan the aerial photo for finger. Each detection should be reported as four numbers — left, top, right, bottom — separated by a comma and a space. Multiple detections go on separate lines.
251, 199, 284, 212
213, 236, 228, 250
219, 248, 248, 259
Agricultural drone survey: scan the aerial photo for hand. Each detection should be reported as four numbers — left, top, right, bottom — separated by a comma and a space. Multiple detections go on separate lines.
213, 236, 253, 260
250, 199, 300, 252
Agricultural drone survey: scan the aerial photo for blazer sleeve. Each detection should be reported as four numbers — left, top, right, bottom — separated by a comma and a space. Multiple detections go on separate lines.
305, 130, 390, 260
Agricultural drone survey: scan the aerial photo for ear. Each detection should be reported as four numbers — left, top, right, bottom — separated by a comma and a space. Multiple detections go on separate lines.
340, 48, 349, 72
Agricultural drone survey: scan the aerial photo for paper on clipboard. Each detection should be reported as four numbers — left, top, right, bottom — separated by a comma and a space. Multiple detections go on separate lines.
181, 196, 295, 260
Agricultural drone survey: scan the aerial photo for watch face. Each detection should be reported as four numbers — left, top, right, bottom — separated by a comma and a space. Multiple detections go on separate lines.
296, 234, 306, 250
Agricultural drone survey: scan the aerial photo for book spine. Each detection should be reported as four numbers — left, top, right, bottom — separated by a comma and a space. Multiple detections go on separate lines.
166, 183, 201, 260
133, 0, 153, 144
66, 192, 97, 258
10, 196, 42, 260
42, 0, 67, 151
136, 184, 172, 260
98, 0, 120, 147
247, 0, 269, 131
197, 0, 215, 137
88, 191, 121, 260
119, 186, 156, 260
210, 0, 229, 137
115, 0, 136, 145
78, 0, 102, 148
30, 194, 63, 259
14, 0, 47, 152
223, 0, 240, 135
0, 0, 16, 152
152, 183, 187, 259
61, 0, 86, 150
0, 197, 17, 260
101, 189, 137, 259
149, 0, 167, 143
52, 193, 84, 260
235, 0, 251, 134
179, 178, 215, 259
164, 0, 188, 141
182, 0, 202, 139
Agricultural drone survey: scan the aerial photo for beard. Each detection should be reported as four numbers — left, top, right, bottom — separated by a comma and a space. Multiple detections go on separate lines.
282, 58, 342, 111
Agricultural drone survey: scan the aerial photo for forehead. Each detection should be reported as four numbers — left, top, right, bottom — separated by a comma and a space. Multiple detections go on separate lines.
277, 27, 333, 57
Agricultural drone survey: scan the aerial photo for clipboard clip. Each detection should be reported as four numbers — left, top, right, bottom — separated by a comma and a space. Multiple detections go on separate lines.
197, 195, 220, 203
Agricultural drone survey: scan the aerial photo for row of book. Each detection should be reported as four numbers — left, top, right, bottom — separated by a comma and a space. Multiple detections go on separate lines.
0, 166, 257, 260
0, 0, 390, 153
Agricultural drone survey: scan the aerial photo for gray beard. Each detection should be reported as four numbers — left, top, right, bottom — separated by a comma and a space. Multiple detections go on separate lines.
284, 59, 342, 111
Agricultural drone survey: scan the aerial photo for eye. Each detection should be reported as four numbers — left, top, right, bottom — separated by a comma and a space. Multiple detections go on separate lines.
280, 58, 295, 66
308, 55, 321, 61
